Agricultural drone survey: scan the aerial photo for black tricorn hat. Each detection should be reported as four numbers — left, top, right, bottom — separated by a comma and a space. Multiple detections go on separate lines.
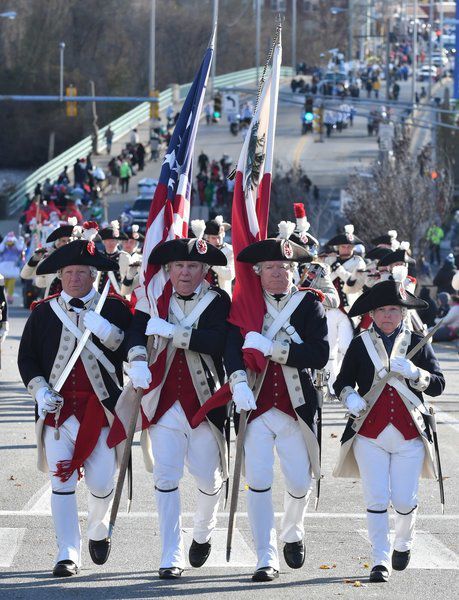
378, 248, 415, 267
365, 246, 392, 262
290, 231, 319, 248
99, 225, 128, 241
371, 230, 397, 246
348, 279, 427, 317
204, 216, 231, 236
36, 240, 119, 274
124, 226, 145, 242
237, 238, 313, 264
326, 224, 363, 247
148, 238, 227, 266
46, 225, 75, 243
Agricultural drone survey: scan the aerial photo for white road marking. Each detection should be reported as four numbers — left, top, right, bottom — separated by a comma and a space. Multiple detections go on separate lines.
434, 410, 459, 435
0, 528, 26, 567
22, 482, 51, 512
182, 528, 256, 567
358, 529, 459, 570
0, 510, 457, 520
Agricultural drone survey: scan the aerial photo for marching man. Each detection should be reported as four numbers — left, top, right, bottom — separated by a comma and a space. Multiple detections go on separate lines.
322, 224, 366, 391
333, 278, 445, 582
17, 232, 132, 577
97, 221, 130, 295
192, 217, 235, 296
123, 236, 231, 579
225, 236, 329, 582
120, 225, 144, 299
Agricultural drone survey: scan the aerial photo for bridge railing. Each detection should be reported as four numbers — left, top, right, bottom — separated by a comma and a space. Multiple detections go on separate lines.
8, 66, 293, 216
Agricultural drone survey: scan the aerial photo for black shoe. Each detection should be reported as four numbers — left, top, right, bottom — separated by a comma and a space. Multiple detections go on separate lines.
53, 560, 79, 577
283, 540, 305, 569
392, 549, 410, 571
369, 565, 389, 583
158, 567, 183, 579
189, 539, 211, 568
88, 538, 111, 565
252, 567, 279, 582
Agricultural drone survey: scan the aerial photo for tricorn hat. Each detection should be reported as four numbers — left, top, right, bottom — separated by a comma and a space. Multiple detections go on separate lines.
348, 279, 427, 317
378, 242, 415, 266
202, 215, 231, 236
148, 238, 227, 266
371, 230, 398, 247
99, 220, 128, 241
46, 217, 79, 243
36, 240, 119, 274
326, 224, 364, 247
237, 236, 313, 264
124, 224, 145, 242
365, 246, 392, 263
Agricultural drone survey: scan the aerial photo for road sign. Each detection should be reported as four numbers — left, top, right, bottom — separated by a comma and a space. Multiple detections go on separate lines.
223, 93, 239, 117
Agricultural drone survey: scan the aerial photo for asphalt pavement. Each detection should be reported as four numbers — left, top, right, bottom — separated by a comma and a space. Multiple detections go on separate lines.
0, 304, 458, 599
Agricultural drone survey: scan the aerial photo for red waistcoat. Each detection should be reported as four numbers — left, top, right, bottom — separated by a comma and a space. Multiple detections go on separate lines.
151, 349, 201, 426
358, 384, 419, 440
249, 362, 297, 423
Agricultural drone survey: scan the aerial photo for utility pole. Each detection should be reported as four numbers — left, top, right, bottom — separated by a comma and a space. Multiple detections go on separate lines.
89, 80, 99, 155
256, 0, 261, 82
148, 0, 156, 94
411, 0, 418, 106
292, 0, 297, 75
210, 0, 219, 97
428, 0, 433, 99
386, 17, 391, 101
348, 0, 353, 64
59, 42, 65, 101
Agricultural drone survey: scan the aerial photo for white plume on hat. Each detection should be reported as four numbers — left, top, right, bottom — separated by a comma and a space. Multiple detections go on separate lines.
277, 221, 296, 240
400, 241, 410, 251
191, 219, 206, 240
68, 217, 78, 226
131, 224, 140, 239
110, 220, 120, 238
82, 221, 99, 242
388, 229, 400, 250
344, 224, 354, 235
392, 264, 408, 283
214, 215, 224, 226
388, 229, 397, 239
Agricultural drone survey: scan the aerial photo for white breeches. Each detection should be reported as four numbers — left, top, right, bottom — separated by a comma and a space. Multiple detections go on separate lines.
325, 308, 354, 391
149, 401, 223, 568
43, 415, 116, 566
244, 408, 312, 570
353, 424, 425, 568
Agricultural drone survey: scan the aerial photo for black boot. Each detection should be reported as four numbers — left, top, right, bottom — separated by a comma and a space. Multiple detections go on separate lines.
392, 549, 410, 571
53, 560, 79, 577
158, 567, 183, 579
369, 565, 389, 582
252, 567, 279, 582
189, 539, 211, 568
283, 540, 305, 569
88, 538, 111, 565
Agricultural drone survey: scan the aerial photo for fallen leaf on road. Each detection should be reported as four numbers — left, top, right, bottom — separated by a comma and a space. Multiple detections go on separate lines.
8, 475, 16, 480
320, 564, 331, 569
363, 563, 369, 568
353, 581, 362, 587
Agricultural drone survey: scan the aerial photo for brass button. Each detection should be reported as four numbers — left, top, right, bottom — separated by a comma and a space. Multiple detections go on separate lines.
295, 386, 300, 391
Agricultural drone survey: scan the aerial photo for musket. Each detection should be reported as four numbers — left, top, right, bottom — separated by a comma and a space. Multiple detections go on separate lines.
427, 406, 445, 514
45, 280, 111, 440
226, 409, 248, 562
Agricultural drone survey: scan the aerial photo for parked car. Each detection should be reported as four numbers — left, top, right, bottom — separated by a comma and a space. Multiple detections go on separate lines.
137, 178, 158, 199
120, 197, 152, 233
416, 65, 438, 81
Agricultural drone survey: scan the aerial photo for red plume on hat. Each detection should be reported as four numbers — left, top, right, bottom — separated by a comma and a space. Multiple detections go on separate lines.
293, 202, 310, 233
82, 221, 99, 242
294, 203, 306, 218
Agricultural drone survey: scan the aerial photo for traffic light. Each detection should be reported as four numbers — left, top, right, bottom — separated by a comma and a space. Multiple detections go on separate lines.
304, 96, 314, 122
150, 89, 160, 120
213, 93, 222, 121
65, 84, 77, 117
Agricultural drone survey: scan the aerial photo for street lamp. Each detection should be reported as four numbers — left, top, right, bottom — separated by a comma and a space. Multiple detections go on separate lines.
59, 42, 65, 101
0, 11, 17, 19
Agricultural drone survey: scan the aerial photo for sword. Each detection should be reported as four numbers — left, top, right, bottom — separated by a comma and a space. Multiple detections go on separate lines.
427, 406, 445, 514
313, 369, 328, 510
47, 280, 111, 440
226, 409, 248, 562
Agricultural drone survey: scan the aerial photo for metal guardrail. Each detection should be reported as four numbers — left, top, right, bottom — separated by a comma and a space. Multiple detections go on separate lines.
7, 66, 293, 216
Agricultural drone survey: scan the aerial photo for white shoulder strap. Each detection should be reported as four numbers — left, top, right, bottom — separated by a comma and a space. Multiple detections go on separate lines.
361, 331, 388, 379
265, 292, 305, 343
170, 290, 218, 328
49, 299, 116, 373
107, 271, 121, 295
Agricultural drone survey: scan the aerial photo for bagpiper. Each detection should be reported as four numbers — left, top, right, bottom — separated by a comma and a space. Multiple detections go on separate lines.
122, 236, 231, 579
224, 236, 329, 582
191, 216, 235, 296
322, 225, 366, 390
97, 221, 130, 295
17, 232, 132, 577
333, 278, 445, 582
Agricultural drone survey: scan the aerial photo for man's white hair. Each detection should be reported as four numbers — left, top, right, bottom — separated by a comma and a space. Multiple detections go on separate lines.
57, 265, 98, 280
165, 262, 210, 274
252, 262, 297, 275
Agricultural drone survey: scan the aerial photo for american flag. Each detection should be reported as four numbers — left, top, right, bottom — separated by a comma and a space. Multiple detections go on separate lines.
229, 34, 282, 373
107, 36, 214, 444
192, 33, 282, 427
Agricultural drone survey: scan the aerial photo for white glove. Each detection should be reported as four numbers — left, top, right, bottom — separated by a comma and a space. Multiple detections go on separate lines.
335, 264, 350, 280
145, 316, 176, 339
243, 331, 273, 357
344, 392, 367, 417
0, 327, 7, 343
83, 311, 112, 342
390, 357, 420, 381
126, 360, 152, 389
36, 387, 63, 417
232, 381, 257, 413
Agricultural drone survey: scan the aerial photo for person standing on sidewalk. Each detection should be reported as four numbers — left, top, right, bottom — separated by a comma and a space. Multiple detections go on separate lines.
119, 159, 132, 194
426, 223, 444, 265
105, 127, 114, 155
